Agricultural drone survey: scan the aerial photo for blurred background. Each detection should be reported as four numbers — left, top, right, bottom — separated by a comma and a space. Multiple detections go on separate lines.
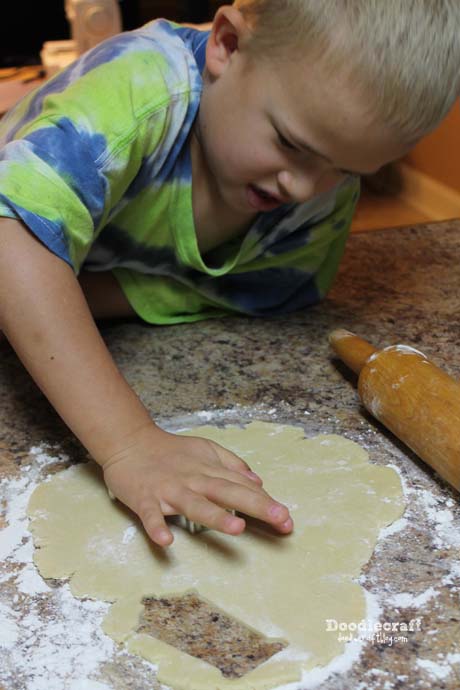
0, 1, 227, 67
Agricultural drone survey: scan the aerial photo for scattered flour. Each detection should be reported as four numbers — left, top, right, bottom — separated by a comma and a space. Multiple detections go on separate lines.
417, 657, 454, 680
378, 516, 409, 539
3, 586, 114, 690
414, 651, 460, 683
389, 587, 439, 609
121, 524, 137, 545
364, 455, 460, 686
418, 490, 460, 549
0, 601, 19, 648
381, 469, 460, 611
0, 444, 158, 690
442, 560, 460, 588
69, 682, 113, 690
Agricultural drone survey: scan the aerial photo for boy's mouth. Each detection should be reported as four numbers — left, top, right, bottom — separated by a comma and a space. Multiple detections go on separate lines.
247, 184, 284, 211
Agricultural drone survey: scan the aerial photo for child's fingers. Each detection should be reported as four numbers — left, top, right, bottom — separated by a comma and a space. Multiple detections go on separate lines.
200, 476, 290, 529
138, 501, 174, 546
174, 489, 246, 535
166, 475, 290, 532
209, 442, 263, 484
197, 464, 269, 496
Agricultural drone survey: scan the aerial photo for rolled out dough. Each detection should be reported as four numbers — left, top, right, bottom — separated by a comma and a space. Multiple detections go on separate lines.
27, 421, 404, 689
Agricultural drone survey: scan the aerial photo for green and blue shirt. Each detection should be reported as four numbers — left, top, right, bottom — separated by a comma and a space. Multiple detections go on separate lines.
0, 19, 360, 324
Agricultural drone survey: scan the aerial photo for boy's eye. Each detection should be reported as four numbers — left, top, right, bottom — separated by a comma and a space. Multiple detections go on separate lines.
277, 131, 297, 151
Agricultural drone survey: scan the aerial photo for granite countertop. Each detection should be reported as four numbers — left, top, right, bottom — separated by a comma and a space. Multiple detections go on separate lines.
1, 220, 460, 689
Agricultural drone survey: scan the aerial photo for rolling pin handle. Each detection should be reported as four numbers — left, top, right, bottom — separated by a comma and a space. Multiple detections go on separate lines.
329, 329, 379, 376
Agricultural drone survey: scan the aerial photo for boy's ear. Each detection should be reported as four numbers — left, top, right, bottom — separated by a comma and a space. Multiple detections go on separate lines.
205, 5, 252, 77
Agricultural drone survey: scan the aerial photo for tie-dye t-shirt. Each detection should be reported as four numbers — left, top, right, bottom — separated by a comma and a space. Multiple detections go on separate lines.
0, 19, 360, 324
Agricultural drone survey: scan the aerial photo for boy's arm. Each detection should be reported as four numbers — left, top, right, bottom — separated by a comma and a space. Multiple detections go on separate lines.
0, 218, 293, 544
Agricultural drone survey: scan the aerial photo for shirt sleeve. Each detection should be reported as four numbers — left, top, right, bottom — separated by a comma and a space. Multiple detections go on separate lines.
0, 116, 111, 269
0, 29, 183, 273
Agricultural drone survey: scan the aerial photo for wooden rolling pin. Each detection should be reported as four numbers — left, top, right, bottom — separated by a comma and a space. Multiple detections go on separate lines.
329, 329, 460, 492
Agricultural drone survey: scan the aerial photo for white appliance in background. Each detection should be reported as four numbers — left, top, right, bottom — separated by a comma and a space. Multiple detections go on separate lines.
41, 0, 122, 75
65, 0, 122, 55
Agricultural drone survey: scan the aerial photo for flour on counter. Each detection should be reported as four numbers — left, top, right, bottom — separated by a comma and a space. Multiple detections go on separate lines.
389, 587, 440, 609
417, 655, 460, 681
69, 681, 113, 690
0, 444, 158, 690
364, 453, 460, 686
377, 516, 409, 539
0, 601, 19, 648
418, 490, 460, 549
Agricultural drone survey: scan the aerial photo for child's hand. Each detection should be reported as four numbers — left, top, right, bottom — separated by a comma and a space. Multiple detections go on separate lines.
101, 424, 294, 547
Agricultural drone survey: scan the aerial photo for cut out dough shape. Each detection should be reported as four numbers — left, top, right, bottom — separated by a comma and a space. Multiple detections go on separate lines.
27, 422, 405, 689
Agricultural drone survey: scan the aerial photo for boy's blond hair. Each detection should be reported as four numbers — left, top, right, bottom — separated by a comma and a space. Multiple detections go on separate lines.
234, 0, 460, 142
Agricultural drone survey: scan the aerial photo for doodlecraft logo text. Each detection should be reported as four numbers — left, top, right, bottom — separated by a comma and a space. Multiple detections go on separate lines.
325, 618, 423, 646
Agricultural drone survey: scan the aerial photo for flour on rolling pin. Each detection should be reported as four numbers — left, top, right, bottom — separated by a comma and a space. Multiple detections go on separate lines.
365, 346, 428, 409
330, 330, 460, 493
368, 344, 428, 361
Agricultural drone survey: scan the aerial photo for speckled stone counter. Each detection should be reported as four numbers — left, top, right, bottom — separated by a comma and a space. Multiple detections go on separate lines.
1, 220, 460, 689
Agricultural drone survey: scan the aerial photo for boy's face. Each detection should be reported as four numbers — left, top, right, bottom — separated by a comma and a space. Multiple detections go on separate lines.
195, 7, 412, 216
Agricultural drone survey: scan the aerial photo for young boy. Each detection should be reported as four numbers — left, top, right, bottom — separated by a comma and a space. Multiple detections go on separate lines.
0, 1, 459, 547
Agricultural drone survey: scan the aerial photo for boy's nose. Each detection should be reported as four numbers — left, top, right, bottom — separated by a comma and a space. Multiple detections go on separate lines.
277, 170, 320, 204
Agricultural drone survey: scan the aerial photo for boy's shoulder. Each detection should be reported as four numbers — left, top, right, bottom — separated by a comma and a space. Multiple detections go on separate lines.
86, 19, 205, 114
110, 19, 201, 70
73, 19, 205, 102
0, 20, 205, 150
